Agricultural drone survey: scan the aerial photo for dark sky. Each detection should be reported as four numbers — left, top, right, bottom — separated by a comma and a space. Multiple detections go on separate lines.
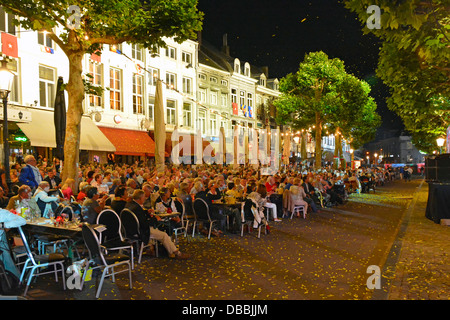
197, 0, 404, 139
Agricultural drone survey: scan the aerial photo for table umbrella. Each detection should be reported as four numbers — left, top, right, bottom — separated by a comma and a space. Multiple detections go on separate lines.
154, 79, 166, 173
53, 76, 66, 160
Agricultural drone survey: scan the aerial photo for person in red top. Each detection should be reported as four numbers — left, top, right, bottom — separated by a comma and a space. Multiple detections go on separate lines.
265, 176, 277, 194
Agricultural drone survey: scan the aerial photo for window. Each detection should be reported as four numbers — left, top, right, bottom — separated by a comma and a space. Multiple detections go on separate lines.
132, 74, 144, 114
148, 96, 155, 121
88, 61, 103, 108
221, 79, 228, 86
198, 88, 206, 104
234, 58, 240, 74
166, 72, 176, 89
239, 91, 245, 106
131, 43, 144, 61
198, 109, 206, 135
210, 77, 217, 84
0, 7, 16, 35
247, 93, 253, 107
39, 65, 55, 108
210, 91, 218, 105
210, 113, 217, 136
148, 67, 159, 86
260, 77, 266, 87
182, 51, 192, 64
183, 103, 192, 127
6, 59, 19, 103
231, 89, 237, 104
182, 77, 192, 95
109, 68, 122, 111
221, 93, 227, 107
198, 73, 206, 80
244, 63, 251, 77
166, 99, 176, 125
165, 46, 176, 59
38, 32, 53, 48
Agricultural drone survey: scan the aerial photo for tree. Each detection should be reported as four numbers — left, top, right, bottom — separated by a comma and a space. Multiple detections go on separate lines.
275, 51, 380, 169
344, 0, 449, 153
2, 0, 203, 182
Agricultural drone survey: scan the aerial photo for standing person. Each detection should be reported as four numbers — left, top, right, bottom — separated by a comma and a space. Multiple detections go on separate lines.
18, 155, 42, 191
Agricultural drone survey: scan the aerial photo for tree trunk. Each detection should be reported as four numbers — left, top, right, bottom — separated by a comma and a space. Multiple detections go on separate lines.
301, 131, 307, 160
314, 112, 322, 170
61, 52, 85, 188
334, 127, 341, 169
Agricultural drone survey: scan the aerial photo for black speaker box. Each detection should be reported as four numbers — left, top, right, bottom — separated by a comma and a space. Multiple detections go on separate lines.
425, 154, 450, 182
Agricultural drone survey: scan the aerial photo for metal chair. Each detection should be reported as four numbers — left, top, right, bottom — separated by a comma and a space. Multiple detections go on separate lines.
180, 195, 196, 238
240, 201, 265, 239
17, 226, 67, 296
80, 223, 132, 299
193, 198, 217, 239
96, 209, 135, 269
172, 199, 188, 243
120, 208, 157, 264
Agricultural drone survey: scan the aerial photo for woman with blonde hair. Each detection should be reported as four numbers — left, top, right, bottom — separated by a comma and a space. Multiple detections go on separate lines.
61, 178, 75, 202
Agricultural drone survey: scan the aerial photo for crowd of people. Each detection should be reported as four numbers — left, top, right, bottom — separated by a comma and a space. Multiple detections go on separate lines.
0, 154, 410, 262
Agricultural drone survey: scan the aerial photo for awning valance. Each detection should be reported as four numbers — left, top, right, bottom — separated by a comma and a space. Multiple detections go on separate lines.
17, 109, 116, 152
98, 127, 156, 156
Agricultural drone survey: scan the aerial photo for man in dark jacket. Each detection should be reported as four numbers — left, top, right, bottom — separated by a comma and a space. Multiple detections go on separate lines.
125, 189, 189, 259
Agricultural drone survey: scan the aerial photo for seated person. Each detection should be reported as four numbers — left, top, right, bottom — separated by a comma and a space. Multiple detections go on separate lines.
0, 186, 9, 208
195, 181, 228, 233
110, 185, 128, 214
44, 168, 62, 189
33, 181, 60, 218
154, 187, 182, 233
125, 189, 189, 260
81, 186, 108, 224
6, 185, 40, 217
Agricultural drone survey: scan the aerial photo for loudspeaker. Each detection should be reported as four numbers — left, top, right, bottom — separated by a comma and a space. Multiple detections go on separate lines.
425, 154, 450, 182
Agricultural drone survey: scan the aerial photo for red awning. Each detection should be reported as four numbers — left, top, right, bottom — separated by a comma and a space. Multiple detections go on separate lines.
98, 127, 156, 156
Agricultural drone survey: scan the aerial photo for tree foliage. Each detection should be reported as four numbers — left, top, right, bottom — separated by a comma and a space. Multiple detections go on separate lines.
275, 51, 380, 169
2, 0, 203, 182
344, 0, 450, 153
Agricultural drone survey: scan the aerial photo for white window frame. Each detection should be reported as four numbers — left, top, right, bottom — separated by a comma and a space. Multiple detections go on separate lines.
38, 32, 53, 48
148, 67, 159, 86
39, 65, 56, 108
210, 91, 218, 106
198, 88, 207, 104
166, 99, 177, 125
182, 76, 192, 95
148, 95, 155, 121
221, 79, 228, 86
247, 93, 253, 107
231, 88, 237, 104
182, 51, 192, 64
221, 93, 227, 107
183, 102, 192, 127
198, 73, 207, 80
132, 73, 144, 114
210, 76, 218, 84
7, 59, 19, 103
239, 90, 245, 106
166, 72, 176, 89
0, 7, 16, 35
165, 46, 177, 59
198, 109, 207, 135
210, 113, 217, 136
131, 43, 144, 62
109, 67, 122, 111
88, 60, 103, 108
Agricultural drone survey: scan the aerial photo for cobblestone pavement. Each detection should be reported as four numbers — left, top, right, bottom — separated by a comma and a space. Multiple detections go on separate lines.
384, 180, 450, 300
6, 178, 449, 301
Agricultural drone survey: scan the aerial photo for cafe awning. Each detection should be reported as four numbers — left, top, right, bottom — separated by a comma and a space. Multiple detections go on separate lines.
98, 127, 156, 156
17, 109, 116, 152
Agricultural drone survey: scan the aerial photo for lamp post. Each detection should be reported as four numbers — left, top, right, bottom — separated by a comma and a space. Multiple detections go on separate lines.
374, 153, 378, 165
436, 137, 445, 154
350, 148, 354, 169
0, 58, 15, 196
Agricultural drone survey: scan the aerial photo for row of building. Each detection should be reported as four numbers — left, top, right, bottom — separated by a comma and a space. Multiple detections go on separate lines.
0, 7, 349, 166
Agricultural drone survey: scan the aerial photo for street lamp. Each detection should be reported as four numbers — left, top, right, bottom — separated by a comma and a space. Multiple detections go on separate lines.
0, 58, 15, 195
436, 137, 445, 154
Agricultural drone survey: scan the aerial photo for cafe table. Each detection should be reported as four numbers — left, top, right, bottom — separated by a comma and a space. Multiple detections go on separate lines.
22, 217, 106, 260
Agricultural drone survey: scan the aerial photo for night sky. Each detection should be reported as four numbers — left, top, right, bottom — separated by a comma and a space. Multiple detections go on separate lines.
197, 0, 405, 140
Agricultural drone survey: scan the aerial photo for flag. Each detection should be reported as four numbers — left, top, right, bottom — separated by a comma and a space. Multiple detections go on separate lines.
45, 46, 54, 54
1, 32, 18, 58
232, 102, 238, 115
90, 52, 101, 63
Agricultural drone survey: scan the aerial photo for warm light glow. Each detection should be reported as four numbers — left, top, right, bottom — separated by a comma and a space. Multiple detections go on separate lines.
436, 137, 445, 147
293, 136, 300, 144
350, 149, 353, 154
0, 60, 14, 97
